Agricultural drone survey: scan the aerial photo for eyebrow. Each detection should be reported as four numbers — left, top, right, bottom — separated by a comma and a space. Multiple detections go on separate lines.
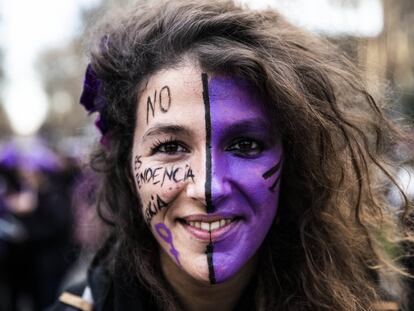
142, 123, 193, 141
223, 118, 271, 135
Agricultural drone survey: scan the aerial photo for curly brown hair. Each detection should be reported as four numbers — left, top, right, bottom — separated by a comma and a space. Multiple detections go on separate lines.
85, 1, 413, 310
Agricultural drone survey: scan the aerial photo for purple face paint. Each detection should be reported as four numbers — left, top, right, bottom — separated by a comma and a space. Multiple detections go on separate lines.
207, 76, 283, 283
155, 222, 181, 266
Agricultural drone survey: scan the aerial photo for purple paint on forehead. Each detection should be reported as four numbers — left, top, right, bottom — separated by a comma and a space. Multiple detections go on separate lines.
207, 76, 283, 283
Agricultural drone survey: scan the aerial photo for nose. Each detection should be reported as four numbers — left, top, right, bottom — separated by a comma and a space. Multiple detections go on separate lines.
185, 172, 206, 206
211, 165, 232, 207
185, 150, 207, 206
185, 150, 232, 212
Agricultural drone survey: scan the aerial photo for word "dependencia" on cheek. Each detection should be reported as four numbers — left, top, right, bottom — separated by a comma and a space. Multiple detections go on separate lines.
135, 164, 195, 189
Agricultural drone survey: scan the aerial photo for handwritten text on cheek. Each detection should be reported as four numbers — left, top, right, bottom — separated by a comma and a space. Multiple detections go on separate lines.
133, 155, 196, 223
134, 156, 195, 189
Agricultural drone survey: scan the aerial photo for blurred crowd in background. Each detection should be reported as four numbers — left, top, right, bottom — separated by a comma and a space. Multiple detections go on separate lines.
0, 0, 413, 310
0, 138, 106, 310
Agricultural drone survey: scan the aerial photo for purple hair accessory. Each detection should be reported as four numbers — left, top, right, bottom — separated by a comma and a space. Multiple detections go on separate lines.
95, 115, 111, 147
80, 64, 109, 141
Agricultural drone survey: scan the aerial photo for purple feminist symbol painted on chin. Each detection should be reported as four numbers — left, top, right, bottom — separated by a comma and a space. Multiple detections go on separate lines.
155, 223, 181, 266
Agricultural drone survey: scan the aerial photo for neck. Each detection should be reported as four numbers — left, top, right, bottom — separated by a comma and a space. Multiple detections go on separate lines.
161, 252, 256, 311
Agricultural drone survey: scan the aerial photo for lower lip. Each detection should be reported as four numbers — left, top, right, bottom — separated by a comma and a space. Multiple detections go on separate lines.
181, 220, 239, 242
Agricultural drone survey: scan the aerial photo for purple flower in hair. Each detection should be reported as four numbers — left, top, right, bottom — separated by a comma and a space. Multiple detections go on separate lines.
80, 64, 109, 145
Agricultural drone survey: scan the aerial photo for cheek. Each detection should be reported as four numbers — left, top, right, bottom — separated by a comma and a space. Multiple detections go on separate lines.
134, 162, 194, 223
138, 182, 183, 224
230, 159, 281, 213
152, 222, 182, 267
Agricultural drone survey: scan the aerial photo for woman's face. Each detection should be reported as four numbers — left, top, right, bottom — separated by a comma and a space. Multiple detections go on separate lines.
132, 62, 283, 284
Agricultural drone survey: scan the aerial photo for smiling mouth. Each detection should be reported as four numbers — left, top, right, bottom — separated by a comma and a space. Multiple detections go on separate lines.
178, 215, 241, 241
181, 218, 234, 232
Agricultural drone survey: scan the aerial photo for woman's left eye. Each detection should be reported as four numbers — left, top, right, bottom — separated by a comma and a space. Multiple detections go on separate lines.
225, 138, 263, 157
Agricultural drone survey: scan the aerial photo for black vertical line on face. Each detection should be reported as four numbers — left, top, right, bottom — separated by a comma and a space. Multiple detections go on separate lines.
202, 72, 216, 285
206, 237, 216, 284
202, 73, 213, 214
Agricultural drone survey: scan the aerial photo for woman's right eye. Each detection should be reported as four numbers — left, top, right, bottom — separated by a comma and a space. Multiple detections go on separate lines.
151, 141, 189, 155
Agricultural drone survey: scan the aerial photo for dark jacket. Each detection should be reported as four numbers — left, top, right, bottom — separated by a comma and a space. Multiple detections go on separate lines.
47, 236, 256, 311
47, 262, 156, 311
47, 259, 257, 311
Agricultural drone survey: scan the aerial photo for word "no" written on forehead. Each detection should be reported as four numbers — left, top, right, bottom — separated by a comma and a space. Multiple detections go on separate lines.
146, 85, 171, 124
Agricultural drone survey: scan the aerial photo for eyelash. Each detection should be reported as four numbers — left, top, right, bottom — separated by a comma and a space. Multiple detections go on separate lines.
150, 137, 189, 155
149, 137, 264, 157
225, 138, 264, 158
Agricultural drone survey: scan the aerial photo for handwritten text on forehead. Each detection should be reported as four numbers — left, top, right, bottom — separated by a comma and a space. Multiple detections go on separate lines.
146, 85, 171, 124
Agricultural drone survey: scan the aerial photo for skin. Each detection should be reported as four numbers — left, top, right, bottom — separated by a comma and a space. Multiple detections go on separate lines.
160, 249, 257, 311
132, 60, 283, 310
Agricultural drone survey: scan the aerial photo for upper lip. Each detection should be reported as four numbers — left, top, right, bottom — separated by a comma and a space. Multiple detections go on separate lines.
180, 213, 240, 222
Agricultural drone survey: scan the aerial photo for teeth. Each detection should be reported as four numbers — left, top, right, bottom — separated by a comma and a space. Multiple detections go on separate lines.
186, 219, 234, 231
210, 221, 220, 231
201, 222, 210, 231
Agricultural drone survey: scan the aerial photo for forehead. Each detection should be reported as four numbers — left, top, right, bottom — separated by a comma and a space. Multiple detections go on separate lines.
208, 76, 267, 126
135, 62, 268, 138
135, 64, 204, 136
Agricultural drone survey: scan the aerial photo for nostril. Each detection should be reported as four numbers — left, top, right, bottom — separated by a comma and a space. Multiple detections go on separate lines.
210, 177, 232, 205
185, 181, 207, 205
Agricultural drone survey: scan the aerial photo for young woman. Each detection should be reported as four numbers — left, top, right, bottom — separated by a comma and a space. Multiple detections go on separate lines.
50, 1, 413, 310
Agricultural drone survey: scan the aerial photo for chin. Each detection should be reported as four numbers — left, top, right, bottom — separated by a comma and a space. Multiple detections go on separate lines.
181, 256, 211, 283
211, 254, 243, 284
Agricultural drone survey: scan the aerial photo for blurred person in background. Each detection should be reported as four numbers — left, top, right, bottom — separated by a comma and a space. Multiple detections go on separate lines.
0, 164, 26, 311
0, 140, 79, 311
58, 169, 108, 292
